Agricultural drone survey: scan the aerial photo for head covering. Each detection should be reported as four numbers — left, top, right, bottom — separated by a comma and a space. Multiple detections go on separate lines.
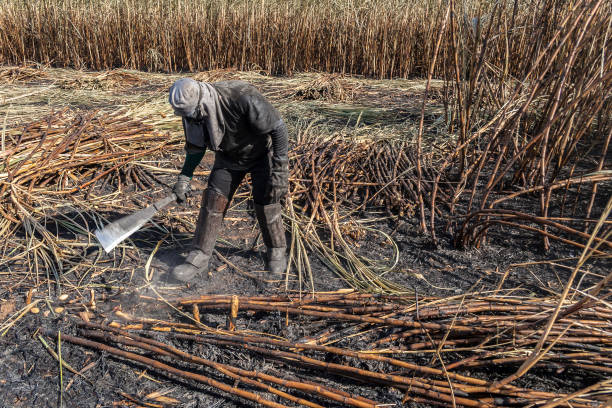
169, 78, 199, 117
169, 78, 226, 150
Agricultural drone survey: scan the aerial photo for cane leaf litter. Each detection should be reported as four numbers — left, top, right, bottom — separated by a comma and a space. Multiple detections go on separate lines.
0, 1, 611, 404
0, 65, 608, 407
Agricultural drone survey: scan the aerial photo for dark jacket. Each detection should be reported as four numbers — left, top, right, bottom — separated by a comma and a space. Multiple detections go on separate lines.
183, 81, 287, 170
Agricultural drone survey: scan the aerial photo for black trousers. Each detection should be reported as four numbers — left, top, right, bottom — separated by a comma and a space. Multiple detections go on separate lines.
207, 154, 274, 205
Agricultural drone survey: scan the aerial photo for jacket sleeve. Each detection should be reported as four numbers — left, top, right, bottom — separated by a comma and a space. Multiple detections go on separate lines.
180, 150, 205, 178
266, 121, 289, 202
269, 120, 288, 163
181, 123, 206, 177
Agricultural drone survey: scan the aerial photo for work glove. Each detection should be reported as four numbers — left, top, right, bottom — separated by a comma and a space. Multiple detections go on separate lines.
267, 157, 289, 203
173, 174, 192, 204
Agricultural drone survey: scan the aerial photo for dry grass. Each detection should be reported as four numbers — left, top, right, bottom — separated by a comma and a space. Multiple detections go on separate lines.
292, 74, 358, 101
58, 70, 146, 90
3, 0, 608, 80
0, 1, 609, 401
190, 68, 241, 83
0, 62, 48, 84
0, 70, 440, 296
0, 67, 609, 405
0, 108, 180, 295
0, 0, 439, 78
412, 0, 612, 253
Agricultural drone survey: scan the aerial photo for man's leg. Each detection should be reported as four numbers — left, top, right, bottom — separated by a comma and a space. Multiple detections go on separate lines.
251, 160, 287, 275
172, 166, 245, 282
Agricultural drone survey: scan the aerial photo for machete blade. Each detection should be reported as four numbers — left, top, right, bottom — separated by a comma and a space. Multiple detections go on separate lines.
94, 194, 176, 253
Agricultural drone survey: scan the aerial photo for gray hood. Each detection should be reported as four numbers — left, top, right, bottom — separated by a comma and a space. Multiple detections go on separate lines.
169, 78, 226, 150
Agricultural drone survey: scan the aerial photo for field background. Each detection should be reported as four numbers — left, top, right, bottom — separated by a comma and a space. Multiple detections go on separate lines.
0, 0, 608, 79
2, 0, 465, 77
0, 0, 611, 406
2, 0, 609, 250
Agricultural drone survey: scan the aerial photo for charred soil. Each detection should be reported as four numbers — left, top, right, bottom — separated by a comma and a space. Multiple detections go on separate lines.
0, 67, 610, 408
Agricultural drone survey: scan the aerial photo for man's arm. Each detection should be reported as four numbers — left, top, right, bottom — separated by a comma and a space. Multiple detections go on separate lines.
173, 145, 206, 203
269, 121, 288, 165
267, 121, 289, 203
180, 151, 205, 178
241, 90, 289, 202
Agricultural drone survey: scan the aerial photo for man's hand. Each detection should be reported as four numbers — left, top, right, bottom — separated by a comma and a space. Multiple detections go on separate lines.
173, 174, 192, 203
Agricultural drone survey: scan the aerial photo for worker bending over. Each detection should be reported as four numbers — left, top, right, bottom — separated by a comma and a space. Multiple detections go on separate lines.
168, 78, 288, 282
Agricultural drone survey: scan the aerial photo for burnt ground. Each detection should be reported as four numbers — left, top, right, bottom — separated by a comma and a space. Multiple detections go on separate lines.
1, 182, 609, 408
1, 204, 610, 407
0, 67, 610, 407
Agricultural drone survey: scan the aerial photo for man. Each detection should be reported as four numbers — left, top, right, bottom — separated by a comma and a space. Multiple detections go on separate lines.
168, 78, 289, 282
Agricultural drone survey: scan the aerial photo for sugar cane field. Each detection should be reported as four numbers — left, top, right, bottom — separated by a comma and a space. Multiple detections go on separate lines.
0, 0, 611, 407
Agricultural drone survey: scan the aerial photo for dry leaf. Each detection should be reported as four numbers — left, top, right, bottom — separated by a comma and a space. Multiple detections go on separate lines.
145, 388, 179, 405
78, 311, 91, 322
0, 300, 16, 320
152, 396, 180, 405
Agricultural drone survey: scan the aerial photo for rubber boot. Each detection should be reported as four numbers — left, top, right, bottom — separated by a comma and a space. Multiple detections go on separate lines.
172, 189, 228, 282
255, 203, 287, 275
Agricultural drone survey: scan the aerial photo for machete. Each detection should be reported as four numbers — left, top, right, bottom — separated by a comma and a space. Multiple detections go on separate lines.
94, 193, 177, 253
